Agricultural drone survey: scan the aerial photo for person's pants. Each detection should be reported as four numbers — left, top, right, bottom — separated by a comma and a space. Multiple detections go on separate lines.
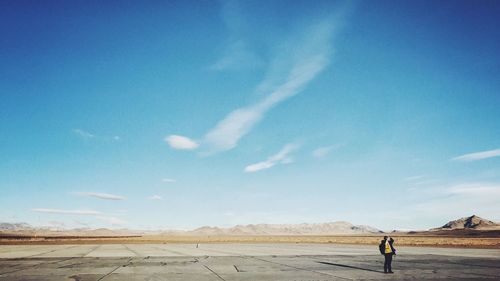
384, 253, 393, 272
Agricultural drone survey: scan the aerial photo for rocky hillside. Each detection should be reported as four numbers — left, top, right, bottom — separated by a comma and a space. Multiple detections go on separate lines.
0, 222, 140, 237
188, 221, 383, 235
0, 223, 33, 231
432, 215, 500, 231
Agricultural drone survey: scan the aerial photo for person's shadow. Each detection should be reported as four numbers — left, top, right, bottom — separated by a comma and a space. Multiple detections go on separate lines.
316, 261, 385, 273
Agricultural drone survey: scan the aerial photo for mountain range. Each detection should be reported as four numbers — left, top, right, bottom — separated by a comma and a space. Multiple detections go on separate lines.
185, 221, 382, 236
431, 215, 500, 231
1, 215, 498, 236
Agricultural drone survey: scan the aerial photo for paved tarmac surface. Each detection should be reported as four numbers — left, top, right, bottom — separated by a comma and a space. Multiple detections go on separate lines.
0, 243, 499, 280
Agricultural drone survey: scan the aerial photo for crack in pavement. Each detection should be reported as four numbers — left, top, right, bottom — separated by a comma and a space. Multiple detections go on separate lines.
97, 257, 132, 281
16, 245, 81, 259
150, 245, 190, 256
83, 245, 102, 257
198, 246, 352, 280
60, 245, 102, 268
233, 264, 242, 272
202, 264, 226, 281
123, 244, 142, 257
251, 256, 352, 280
0, 256, 76, 277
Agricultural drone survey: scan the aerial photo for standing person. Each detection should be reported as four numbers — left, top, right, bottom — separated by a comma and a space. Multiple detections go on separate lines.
379, 236, 396, 273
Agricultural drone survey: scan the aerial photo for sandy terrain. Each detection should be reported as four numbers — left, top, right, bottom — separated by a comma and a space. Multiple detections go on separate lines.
1, 234, 499, 249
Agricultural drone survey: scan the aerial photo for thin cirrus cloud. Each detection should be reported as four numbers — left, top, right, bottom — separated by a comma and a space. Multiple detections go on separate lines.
210, 40, 263, 71
244, 143, 298, 173
311, 144, 344, 159
404, 175, 426, 181
72, 128, 120, 142
32, 209, 127, 226
164, 135, 199, 150
32, 208, 101, 215
452, 148, 500, 162
75, 192, 126, 201
73, 128, 94, 139
148, 195, 163, 200
312, 146, 333, 158
446, 183, 500, 196
209, 1, 264, 71
204, 21, 335, 153
165, 18, 338, 154
162, 178, 176, 183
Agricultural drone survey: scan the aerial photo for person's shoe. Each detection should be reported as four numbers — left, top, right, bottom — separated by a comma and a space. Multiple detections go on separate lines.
388, 271, 394, 274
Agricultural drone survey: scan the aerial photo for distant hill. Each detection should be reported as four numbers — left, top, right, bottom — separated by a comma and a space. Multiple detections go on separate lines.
0, 222, 140, 237
1, 221, 382, 237
432, 215, 500, 231
9, 216, 499, 237
0, 223, 32, 231
2, 218, 499, 246
188, 222, 383, 235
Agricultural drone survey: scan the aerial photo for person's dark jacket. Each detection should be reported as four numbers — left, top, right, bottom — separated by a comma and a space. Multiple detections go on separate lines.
379, 238, 396, 255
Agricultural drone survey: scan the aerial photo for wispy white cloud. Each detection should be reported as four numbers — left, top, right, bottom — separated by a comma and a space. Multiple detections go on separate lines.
404, 175, 440, 188
210, 40, 263, 71
452, 148, 500, 162
32, 208, 101, 215
245, 143, 298, 173
167, 18, 338, 154
32, 208, 129, 227
162, 178, 176, 183
312, 147, 332, 158
404, 175, 426, 181
203, 106, 263, 152
413, 179, 439, 186
72, 129, 120, 142
73, 129, 94, 139
209, 1, 263, 71
447, 183, 500, 196
312, 144, 343, 158
205, 22, 334, 153
75, 192, 125, 201
165, 135, 199, 150
148, 195, 163, 200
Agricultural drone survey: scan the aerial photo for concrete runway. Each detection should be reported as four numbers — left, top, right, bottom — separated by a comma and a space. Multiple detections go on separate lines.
0, 243, 499, 280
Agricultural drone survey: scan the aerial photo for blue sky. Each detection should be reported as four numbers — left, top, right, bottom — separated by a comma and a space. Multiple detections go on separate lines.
1, 0, 500, 231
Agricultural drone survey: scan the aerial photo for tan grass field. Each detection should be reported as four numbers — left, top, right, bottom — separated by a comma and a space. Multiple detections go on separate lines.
1, 234, 499, 248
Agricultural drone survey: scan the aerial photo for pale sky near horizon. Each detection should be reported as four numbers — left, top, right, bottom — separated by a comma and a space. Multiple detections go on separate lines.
1, 0, 500, 231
